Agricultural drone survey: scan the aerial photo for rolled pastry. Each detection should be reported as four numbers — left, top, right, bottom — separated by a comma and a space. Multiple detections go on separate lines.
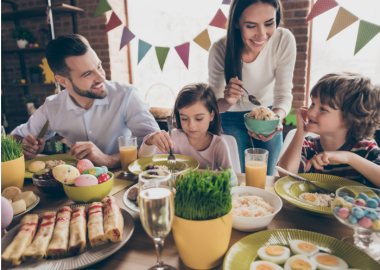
68, 206, 87, 256
22, 211, 57, 262
88, 202, 108, 248
46, 206, 72, 259
102, 196, 124, 242
1, 214, 38, 266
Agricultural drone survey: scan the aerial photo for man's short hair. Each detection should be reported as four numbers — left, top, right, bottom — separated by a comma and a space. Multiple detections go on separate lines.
311, 72, 380, 143
46, 34, 90, 77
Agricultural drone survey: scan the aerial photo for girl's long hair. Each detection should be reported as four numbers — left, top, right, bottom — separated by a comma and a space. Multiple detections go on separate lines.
224, 0, 283, 85
173, 83, 222, 136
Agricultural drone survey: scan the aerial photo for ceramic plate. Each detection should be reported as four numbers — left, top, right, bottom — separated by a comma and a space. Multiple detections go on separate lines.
223, 229, 379, 270
128, 154, 199, 175
13, 195, 40, 218
1, 204, 135, 270
274, 173, 365, 214
25, 154, 79, 178
123, 183, 140, 213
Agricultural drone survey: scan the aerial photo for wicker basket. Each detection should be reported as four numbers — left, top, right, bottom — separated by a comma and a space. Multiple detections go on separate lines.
146, 83, 175, 119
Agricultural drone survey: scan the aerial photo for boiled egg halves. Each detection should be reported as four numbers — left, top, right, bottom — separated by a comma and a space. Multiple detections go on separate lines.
257, 246, 290, 264
284, 255, 316, 270
250, 261, 284, 270
290, 240, 319, 257
310, 253, 348, 270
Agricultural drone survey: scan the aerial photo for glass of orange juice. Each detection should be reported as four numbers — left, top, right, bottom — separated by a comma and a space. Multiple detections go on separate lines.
245, 148, 268, 189
118, 136, 137, 174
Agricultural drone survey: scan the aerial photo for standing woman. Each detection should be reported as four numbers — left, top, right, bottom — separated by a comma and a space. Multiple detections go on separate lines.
208, 0, 296, 174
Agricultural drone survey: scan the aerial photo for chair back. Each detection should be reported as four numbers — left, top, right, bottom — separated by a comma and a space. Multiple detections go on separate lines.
221, 134, 241, 173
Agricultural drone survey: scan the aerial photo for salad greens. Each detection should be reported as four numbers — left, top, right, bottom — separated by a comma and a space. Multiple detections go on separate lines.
1, 134, 24, 162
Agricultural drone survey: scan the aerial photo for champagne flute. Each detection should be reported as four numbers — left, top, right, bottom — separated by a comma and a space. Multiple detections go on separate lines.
139, 169, 176, 270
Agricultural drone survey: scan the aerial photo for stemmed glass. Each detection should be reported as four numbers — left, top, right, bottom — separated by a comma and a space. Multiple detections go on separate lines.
332, 186, 380, 260
139, 169, 176, 270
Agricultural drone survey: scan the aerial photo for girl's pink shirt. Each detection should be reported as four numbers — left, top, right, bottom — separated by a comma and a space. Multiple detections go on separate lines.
138, 129, 233, 170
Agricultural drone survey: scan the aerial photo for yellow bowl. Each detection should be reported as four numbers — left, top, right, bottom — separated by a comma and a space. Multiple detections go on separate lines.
1, 155, 25, 191
63, 172, 114, 203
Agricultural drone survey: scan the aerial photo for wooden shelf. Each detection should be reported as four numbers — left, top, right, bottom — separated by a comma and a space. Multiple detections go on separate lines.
2, 83, 55, 86
2, 3, 84, 21
2, 47, 46, 53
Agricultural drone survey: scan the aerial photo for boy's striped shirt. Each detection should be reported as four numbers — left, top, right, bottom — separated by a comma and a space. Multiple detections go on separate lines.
299, 136, 380, 187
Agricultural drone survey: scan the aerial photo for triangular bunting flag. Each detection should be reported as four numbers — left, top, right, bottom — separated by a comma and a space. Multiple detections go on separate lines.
175, 42, 190, 69
120, 26, 135, 50
155, 47, 170, 71
103, 12, 122, 35
222, 0, 231, 5
305, 0, 338, 23
355, 20, 380, 55
193, 29, 211, 51
209, 9, 227, 29
138, 40, 152, 64
93, 0, 112, 18
327, 7, 358, 40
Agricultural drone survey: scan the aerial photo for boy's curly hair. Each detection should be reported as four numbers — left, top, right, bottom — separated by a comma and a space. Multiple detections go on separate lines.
310, 72, 380, 143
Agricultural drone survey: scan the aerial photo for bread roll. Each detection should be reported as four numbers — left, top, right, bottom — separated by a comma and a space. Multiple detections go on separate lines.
28, 161, 45, 172
12, 200, 26, 215
1, 186, 22, 200
13, 191, 37, 207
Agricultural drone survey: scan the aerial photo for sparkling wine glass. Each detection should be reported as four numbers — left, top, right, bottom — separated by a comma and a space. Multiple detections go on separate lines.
139, 169, 176, 270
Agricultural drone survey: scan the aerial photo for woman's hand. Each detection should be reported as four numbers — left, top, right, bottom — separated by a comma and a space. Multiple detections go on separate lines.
248, 123, 283, 142
224, 76, 244, 106
146, 130, 175, 153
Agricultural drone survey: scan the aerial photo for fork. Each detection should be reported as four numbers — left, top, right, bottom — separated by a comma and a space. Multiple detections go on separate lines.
275, 166, 329, 194
166, 116, 176, 179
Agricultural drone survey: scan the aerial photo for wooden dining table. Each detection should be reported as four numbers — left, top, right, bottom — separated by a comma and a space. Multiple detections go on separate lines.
8, 167, 374, 270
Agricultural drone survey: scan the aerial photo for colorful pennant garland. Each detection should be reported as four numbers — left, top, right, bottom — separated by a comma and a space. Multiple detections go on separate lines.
306, 0, 380, 55
94, 0, 228, 71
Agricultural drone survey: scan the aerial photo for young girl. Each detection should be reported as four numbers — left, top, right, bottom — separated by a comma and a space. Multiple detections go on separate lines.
139, 83, 237, 186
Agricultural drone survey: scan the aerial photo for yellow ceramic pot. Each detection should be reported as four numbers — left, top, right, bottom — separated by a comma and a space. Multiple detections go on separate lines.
1, 155, 25, 191
172, 211, 233, 269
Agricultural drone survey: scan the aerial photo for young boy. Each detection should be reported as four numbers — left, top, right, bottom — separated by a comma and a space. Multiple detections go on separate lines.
278, 72, 380, 188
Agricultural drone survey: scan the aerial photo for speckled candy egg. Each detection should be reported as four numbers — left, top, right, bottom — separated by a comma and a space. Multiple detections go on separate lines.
76, 159, 94, 174
74, 175, 98, 187
98, 173, 110, 184
101, 166, 108, 173
83, 167, 106, 178
1, 196, 13, 230
53, 165, 80, 185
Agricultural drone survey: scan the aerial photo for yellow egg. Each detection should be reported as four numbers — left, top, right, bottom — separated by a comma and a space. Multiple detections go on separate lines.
257, 245, 290, 264
299, 193, 321, 206
52, 165, 80, 185
310, 253, 348, 270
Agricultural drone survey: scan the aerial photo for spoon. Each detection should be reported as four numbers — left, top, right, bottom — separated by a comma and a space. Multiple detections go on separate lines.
241, 86, 261, 106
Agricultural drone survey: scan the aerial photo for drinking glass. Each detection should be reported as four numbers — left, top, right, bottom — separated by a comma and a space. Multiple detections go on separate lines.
118, 136, 137, 174
139, 170, 176, 270
245, 148, 268, 189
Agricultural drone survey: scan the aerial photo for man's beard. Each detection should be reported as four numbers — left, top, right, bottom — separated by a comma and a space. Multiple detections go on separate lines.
69, 77, 108, 99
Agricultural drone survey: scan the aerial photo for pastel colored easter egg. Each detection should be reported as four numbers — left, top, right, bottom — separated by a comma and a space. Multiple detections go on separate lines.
343, 202, 353, 211
371, 196, 380, 203
351, 207, 364, 219
353, 199, 366, 207
98, 173, 110, 184
74, 175, 98, 187
338, 208, 350, 219
101, 166, 108, 173
1, 196, 13, 230
348, 215, 358, 224
372, 220, 380, 230
358, 193, 369, 201
364, 209, 378, 221
333, 206, 341, 215
53, 165, 80, 185
332, 197, 345, 208
34, 43, 39, 47
29, 43, 34, 48
76, 159, 94, 174
344, 196, 355, 203
366, 199, 378, 209
83, 167, 104, 178
358, 217, 372, 229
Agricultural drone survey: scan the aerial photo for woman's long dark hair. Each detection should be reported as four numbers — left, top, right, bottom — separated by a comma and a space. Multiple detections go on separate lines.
224, 0, 283, 85
173, 83, 222, 136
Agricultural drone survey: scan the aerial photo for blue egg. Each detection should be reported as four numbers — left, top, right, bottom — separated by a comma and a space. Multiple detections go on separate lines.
344, 196, 355, 203
366, 198, 378, 209
351, 207, 364, 219
348, 215, 358, 224
333, 206, 341, 215
101, 166, 108, 173
371, 196, 380, 203
364, 209, 378, 221
358, 193, 369, 201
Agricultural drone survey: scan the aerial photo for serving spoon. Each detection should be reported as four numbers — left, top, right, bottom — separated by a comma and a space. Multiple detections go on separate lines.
241, 86, 261, 106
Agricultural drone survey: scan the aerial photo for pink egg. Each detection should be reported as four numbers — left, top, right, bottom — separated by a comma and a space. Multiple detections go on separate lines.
1, 196, 13, 230
77, 159, 94, 174
354, 199, 366, 207
338, 207, 350, 219
74, 175, 98, 187
358, 217, 373, 229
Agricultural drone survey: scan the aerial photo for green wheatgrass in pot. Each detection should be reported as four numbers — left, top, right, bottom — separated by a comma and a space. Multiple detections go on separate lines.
1, 134, 24, 162
174, 168, 232, 221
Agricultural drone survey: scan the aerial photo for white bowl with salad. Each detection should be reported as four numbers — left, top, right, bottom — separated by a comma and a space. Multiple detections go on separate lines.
231, 186, 282, 232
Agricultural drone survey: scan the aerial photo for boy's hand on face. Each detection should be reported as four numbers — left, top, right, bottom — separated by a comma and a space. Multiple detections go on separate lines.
305, 151, 350, 172
147, 130, 175, 153
70, 141, 109, 167
296, 107, 308, 136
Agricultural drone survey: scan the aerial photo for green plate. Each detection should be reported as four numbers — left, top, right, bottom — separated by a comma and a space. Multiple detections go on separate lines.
24, 154, 79, 178
128, 154, 199, 175
274, 173, 365, 215
223, 229, 379, 270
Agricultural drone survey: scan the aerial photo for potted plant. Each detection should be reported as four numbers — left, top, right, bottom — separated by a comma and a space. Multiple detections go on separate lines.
22, 94, 37, 115
29, 66, 41, 83
1, 134, 25, 190
172, 168, 233, 269
11, 26, 34, 49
